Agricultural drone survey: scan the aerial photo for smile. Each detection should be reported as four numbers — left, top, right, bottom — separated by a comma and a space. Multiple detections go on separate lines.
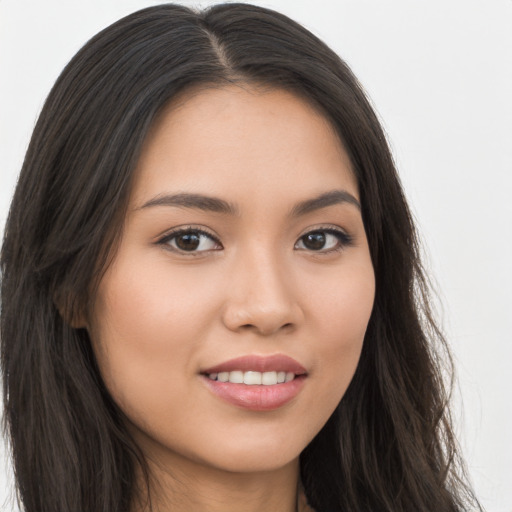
201, 354, 307, 410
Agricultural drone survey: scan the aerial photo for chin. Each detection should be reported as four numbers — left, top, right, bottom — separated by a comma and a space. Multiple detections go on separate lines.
193, 430, 309, 474
203, 450, 300, 474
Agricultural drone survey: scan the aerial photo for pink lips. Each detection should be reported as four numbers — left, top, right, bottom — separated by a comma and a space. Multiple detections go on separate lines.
202, 354, 307, 375
201, 354, 307, 411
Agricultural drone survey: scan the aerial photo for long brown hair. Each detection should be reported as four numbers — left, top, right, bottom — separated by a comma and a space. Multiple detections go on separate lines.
1, 3, 480, 511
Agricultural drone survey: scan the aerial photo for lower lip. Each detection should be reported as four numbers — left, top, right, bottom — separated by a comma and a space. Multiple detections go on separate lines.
202, 375, 306, 411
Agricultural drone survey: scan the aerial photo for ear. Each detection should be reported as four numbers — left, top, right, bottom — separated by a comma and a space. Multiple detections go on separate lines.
54, 291, 87, 329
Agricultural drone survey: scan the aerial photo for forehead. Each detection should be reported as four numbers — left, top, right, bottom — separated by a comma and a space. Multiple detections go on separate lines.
131, 85, 358, 208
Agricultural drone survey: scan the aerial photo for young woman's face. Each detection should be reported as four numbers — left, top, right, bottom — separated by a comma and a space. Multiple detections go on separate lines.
88, 86, 375, 475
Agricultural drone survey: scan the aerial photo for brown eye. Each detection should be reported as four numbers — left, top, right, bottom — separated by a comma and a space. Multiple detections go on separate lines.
295, 228, 352, 252
302, 232, 327, 250
175, 233, 201, 251
160, 229, 221, 253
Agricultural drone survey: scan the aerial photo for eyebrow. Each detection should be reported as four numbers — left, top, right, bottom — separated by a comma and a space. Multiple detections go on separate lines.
138, 189, 360, 216
139, 193, 239, 215
290, 190, 361, 216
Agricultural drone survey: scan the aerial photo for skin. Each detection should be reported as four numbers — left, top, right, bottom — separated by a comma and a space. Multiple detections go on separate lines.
87, 85, 375, 512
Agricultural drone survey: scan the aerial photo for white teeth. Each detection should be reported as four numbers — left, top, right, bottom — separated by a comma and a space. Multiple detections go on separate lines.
228, 371, 244, 384
244, 371, 262, 385
207, 370, 297, 385
261, 371, 278, 385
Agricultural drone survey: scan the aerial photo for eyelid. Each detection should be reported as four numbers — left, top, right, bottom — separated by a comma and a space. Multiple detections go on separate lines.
156, 225, 223, 253
294, 224, 354, 252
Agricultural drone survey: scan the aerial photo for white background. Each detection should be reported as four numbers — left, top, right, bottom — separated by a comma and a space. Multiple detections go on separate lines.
0, 1, 511, 510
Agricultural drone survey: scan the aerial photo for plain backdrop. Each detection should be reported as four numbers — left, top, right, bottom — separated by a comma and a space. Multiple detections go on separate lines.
1, 0, 511, 510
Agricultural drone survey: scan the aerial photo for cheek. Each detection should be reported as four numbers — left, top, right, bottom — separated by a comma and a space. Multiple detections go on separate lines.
92, 249, 222, 350
306, 258, 374, 400
87, 256, 218, 417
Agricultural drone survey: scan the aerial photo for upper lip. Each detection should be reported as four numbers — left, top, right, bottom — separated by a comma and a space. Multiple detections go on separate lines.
202, 354, 307, 375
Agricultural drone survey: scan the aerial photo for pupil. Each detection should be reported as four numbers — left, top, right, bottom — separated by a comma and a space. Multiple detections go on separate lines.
176, 233, 200, 251
304, 232, 326, 250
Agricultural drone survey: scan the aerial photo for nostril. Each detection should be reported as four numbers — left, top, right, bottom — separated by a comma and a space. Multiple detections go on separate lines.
221, 298, 302, 335
237, 322, 294, 336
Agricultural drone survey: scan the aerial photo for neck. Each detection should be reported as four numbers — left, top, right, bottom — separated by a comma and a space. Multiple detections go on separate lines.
131, 451, 301, 512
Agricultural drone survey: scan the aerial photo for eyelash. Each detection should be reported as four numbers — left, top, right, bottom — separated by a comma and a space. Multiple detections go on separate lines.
294, 227, 354, 254
157, 225, 353, 255
157, 227, 222, 254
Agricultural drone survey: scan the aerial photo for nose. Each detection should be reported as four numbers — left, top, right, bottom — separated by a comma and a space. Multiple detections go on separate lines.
221, 249, 303, 336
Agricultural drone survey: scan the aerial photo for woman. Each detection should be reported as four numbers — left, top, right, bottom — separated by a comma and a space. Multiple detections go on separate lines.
0, 3, 481, 511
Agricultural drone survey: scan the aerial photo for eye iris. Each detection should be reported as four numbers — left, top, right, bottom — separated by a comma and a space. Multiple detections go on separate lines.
303, 232, 326, 250
176, 233, 201, 251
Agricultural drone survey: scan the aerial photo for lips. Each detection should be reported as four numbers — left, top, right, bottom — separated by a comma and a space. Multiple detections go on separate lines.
202, 354, 307, 375
201, 354, 307, 411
